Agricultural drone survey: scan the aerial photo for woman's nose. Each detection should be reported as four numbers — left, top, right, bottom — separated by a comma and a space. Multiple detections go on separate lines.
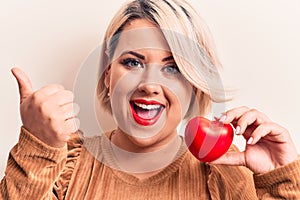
137, 83, 162, 95
137, 64, 163, 95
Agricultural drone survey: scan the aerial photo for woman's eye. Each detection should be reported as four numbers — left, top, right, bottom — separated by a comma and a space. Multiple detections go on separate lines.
121, 58, 143, 68
163, 64, 180, 74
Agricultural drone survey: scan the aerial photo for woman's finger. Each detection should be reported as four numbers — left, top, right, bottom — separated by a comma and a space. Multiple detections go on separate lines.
61, 103, 80, 120
236, 109, 270, 135
47, 90, 74, 106
222, 106, 250, 124
39, 84, 65, 96
248, 122, 285, 145
64, 118, 80, 134
11, 67, 33, 103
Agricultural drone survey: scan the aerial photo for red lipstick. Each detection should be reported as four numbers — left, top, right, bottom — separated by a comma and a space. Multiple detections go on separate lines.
130, 99, 165, 126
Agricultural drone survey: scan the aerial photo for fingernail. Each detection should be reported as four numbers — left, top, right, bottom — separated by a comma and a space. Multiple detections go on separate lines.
247, 137, 254, 145
235, 126, 241, 135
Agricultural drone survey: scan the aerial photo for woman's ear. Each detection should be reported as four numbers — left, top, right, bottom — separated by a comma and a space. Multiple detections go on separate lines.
104, 65, 111, 88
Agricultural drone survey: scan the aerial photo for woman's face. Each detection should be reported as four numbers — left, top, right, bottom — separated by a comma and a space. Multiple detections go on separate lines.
105, 19, 193, 145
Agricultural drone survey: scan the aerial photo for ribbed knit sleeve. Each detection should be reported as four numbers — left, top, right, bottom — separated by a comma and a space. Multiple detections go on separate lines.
53, 131, 83, 199
0, 127, 68, 200
254, 158, 300, 199
207, 164, 258, 199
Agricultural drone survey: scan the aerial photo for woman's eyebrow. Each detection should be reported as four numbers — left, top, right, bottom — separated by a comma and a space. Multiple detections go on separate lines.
162, 55, 174, 62
121, 51, 173, 62
122, 51, 145, 60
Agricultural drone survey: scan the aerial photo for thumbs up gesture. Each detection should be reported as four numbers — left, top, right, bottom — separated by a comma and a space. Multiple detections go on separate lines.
11, 67, 79, 148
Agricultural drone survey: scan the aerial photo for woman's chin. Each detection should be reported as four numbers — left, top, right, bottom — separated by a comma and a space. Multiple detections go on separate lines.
125, 129, 177, 152
128, 134, 161, 150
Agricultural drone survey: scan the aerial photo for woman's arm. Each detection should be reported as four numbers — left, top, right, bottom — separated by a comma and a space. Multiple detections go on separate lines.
1, 68, 80, 199
0, 127, 68, 200
254, 158, 300, 199
212, 106, 300, 198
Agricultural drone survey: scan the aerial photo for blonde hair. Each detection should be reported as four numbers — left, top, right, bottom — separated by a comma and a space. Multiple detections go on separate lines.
97, 0, 230, 116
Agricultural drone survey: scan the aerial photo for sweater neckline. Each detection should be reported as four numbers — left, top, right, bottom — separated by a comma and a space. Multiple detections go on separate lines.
101, 131, 189, 185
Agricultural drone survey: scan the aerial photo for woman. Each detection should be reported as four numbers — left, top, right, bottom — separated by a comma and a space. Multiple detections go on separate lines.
1, 0, 299, 199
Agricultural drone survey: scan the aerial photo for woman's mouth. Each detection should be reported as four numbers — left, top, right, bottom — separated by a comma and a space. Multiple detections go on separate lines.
130, 99, 165, 126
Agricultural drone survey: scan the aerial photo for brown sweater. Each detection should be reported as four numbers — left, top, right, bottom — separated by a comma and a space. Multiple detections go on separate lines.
1, 127, 300, 200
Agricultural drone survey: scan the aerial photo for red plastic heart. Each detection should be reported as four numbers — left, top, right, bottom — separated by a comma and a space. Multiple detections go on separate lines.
184, 116, 234, 162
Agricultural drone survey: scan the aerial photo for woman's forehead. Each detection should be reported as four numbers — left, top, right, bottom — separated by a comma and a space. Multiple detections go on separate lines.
112, 20, 171, 61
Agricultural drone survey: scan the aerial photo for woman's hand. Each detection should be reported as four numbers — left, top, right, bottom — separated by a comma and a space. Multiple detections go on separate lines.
212, 106, 298, 174
12, 67, 79, 148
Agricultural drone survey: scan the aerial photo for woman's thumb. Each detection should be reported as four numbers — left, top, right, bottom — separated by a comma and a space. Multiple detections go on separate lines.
209, 152, 246, 166
11, 67, 33, 103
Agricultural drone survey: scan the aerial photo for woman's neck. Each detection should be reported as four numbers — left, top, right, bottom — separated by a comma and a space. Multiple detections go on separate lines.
109, 128, 183, 177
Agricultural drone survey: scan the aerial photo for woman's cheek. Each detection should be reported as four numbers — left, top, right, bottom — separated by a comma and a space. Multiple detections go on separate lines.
164, 78, 193, 118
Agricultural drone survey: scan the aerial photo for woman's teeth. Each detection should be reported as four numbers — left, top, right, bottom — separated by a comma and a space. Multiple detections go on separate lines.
134, 102, 161, 110
130, 100, 165, 125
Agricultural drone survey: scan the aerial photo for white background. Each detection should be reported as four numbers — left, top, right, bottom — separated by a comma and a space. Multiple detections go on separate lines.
0, 0, 299, 178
